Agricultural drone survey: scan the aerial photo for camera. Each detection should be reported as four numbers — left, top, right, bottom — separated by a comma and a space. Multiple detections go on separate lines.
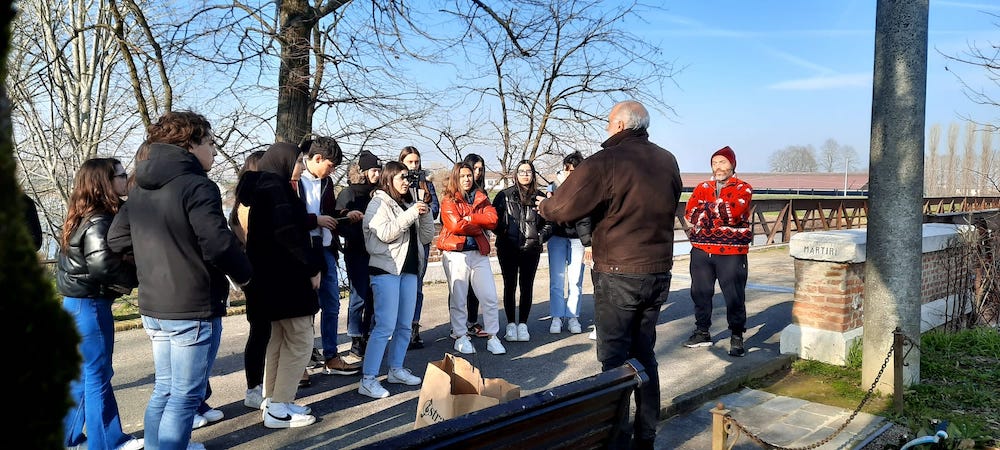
405, 169, 426, 185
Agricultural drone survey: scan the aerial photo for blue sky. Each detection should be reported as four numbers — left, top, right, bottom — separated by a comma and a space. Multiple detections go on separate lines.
638, 1, 999, 173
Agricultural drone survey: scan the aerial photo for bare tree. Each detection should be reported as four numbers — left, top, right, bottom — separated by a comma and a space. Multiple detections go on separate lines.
768, 145, 818, 172
982, 129, 995, 193
926, 123, 941, 196
819, 138, 840, 172
947, 122, 959, 195
963, 121, 977, 195
941, 11, 999, 133
818, 138, 860, 174
439, 0, 677, 182
8, 0, 164, 250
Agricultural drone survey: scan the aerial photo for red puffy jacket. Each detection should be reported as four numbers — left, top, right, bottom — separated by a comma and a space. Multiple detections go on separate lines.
437, 190, 498, 256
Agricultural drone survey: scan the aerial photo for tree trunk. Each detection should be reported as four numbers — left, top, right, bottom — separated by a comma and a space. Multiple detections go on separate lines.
276, 0, 315, 144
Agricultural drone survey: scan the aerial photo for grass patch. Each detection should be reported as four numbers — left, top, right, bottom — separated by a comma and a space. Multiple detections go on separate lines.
748, 328, 1000, 448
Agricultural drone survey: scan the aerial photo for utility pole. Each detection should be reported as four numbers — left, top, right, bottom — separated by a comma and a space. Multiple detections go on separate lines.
863, 0, 928, 394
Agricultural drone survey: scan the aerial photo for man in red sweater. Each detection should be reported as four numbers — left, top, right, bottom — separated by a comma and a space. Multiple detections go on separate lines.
683, 146, 754, 357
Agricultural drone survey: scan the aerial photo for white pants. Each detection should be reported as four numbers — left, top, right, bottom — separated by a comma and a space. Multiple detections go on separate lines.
443, 250, 500, 337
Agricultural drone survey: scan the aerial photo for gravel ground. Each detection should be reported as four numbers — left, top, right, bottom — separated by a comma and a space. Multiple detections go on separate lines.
857, 423, 912, 449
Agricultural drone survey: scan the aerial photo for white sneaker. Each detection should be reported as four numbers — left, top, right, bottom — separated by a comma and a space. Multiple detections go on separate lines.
504, 323, 517, 342
245, 385, 264, 409
117, 437, 143, 450
260, 398, 310, 415
288, 402, 311, 415
567, 317, 582, 334
516, 323, 530, 342
201, 408, 224, 423
359, 376, 390, 398
387, 367, 422, 386
486, 336, 507, 355
588, 328, 597, 340
263, 401, 316, 428
549, 317, 562, 334
454, 335, 476, 354
192, 414, 208, 429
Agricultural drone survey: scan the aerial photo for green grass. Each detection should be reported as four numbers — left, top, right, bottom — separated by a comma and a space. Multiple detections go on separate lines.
749, 328, 1000, 449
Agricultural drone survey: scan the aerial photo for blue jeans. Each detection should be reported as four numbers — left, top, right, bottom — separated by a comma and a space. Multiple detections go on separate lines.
364, 273, 418, 376
62, 297, 131, 449
548, 235, 585, 318
412, 243, 431, 323
141, 316, 221, 450
592, 271, 671, 445
319, 248, 341, 360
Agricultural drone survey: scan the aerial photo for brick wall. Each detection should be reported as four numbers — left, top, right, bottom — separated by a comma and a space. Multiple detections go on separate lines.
792, 246, 969, 332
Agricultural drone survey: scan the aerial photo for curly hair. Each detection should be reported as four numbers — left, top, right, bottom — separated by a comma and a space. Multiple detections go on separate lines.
146, 110, 213, 150
61, 158, 124, 251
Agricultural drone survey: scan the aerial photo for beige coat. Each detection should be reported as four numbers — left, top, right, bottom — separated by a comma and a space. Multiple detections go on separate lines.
363, 189, 435, 275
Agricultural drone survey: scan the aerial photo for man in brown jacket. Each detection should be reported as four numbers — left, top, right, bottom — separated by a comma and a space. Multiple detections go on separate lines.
537, 100, 682, 449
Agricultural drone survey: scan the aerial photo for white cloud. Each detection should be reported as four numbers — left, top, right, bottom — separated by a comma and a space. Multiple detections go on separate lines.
768, 73, 872, 90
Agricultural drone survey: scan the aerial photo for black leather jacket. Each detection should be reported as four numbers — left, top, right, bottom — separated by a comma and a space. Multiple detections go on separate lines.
57, 213, 138, 299
493, 186, 551, 252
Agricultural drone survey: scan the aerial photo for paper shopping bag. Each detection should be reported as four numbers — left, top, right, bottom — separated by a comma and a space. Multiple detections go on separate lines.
413, 353, 520, 429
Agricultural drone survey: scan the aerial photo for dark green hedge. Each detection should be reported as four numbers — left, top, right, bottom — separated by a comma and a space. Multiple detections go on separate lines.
0, 4, 80, 449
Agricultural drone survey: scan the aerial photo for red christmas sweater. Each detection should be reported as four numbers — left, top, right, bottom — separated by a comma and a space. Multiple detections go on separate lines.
685, 176, 753, 255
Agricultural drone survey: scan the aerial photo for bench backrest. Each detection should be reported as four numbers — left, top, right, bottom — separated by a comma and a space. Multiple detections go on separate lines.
360, 359, 648, 450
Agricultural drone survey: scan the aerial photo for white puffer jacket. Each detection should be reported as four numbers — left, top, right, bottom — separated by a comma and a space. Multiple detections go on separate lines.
363, 189, 435, 275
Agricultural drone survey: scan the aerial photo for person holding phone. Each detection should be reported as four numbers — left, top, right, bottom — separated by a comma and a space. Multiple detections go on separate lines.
358, 161, 435, 398
398, 146, 440, 349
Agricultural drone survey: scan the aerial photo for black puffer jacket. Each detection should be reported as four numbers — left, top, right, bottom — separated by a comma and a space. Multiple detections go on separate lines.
550, 216, 593, 247
57, 213, 138, 299
108, 143, 252, 319
492, 186, 550, 252
336, 182, 376, 255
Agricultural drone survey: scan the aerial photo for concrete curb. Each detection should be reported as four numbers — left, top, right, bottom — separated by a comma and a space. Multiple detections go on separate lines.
662, 353, 796, 419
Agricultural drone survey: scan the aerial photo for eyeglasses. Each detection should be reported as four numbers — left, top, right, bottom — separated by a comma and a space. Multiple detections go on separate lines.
114, 172, 128, 179
516, 170, 533, 175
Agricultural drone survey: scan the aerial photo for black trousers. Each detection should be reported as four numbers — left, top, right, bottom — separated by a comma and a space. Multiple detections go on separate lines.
593, 270, 671, 446
496, 243, 541, 324
244, 314, 271, 389
689, 247, 748, 334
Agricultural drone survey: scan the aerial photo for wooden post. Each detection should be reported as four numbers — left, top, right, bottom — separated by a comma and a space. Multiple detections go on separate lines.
710, 402, 730, 450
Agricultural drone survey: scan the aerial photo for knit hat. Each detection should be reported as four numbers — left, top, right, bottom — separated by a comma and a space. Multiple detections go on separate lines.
358, 150, 380, 170
712, 146, 736, 168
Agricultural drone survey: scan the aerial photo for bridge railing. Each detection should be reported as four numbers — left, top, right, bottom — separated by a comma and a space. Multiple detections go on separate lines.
675, 196, 1000, 247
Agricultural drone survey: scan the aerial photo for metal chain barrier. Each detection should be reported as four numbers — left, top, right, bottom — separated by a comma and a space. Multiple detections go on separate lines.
721, 341, 897, 450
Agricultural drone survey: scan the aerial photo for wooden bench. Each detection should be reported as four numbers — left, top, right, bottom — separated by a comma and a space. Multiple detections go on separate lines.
359, 359, 649, 450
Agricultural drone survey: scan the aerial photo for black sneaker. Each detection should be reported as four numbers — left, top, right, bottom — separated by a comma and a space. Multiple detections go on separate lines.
309, 348, 325, 368
408, 323, 424, 350
683, 330, 712, 348
349, 336, 367, 359
729, 335, 745, 357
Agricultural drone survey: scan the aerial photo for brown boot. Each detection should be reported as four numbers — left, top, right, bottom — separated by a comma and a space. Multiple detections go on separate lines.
322, 355, 361, 376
